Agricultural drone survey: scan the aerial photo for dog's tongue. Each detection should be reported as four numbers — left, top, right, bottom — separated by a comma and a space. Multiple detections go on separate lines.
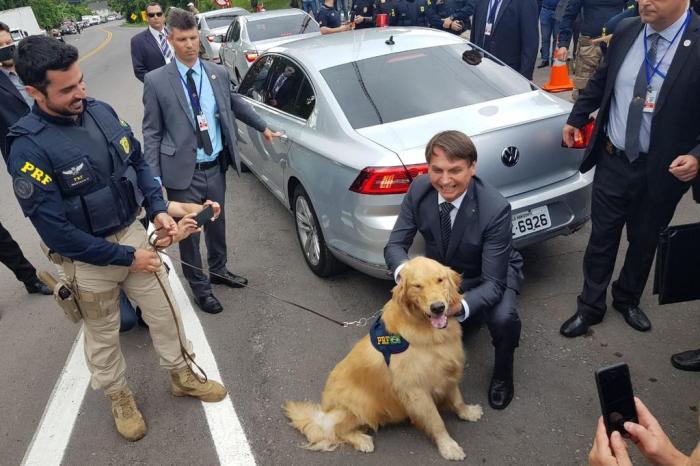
430, 313, 448, 329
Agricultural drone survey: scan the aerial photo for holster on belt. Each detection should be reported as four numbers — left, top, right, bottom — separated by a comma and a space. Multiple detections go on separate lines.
38, 270, 83, 324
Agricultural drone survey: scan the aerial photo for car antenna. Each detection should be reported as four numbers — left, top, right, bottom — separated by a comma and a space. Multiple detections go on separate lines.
385, 35, 395, 45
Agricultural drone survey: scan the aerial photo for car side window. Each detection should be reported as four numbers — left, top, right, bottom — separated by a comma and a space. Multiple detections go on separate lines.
232, 20, 241, 42
264, 57, 304, 115
237, 55, 275, 103
224, 23, 234, 42
291, 78, 315, 120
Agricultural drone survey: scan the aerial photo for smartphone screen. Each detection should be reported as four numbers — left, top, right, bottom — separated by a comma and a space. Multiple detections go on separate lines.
595, 363, 638, 436
194, 205, 214, 227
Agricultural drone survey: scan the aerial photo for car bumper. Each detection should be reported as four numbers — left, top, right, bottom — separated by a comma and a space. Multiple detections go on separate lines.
328, 170, 593, 280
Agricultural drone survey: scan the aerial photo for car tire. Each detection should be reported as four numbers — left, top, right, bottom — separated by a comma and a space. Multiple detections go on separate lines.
292, 185, 345, 277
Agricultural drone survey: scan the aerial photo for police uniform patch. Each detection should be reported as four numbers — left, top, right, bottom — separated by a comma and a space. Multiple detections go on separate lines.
13, 177, 34, 199
119, 119, 130, 128
119, 136, 130, 155
363, 6, 368, 12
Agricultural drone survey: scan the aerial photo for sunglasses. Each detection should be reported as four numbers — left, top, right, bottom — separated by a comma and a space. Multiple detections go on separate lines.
147, 12, 163, 17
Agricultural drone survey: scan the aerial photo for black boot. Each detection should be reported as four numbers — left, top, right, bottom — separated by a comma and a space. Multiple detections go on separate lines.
489, 349, 515, 410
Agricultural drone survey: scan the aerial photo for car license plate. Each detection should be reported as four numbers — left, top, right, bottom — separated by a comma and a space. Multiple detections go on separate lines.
512, 206, 551, 239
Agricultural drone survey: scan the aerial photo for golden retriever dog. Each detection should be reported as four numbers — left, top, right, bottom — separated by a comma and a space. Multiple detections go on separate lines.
284, 256, 483, 461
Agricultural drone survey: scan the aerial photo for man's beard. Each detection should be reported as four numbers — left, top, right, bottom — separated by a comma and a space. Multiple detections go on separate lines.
46, 98, 84, 117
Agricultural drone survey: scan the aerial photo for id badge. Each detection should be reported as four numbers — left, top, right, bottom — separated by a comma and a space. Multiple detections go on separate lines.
485, 22, 492, 35
643, 88, 657, 113
196, 113, 209, 131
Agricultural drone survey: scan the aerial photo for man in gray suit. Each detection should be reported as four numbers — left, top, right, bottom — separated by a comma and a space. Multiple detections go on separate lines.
384, 130, 524, 410
143, 8, 279, 313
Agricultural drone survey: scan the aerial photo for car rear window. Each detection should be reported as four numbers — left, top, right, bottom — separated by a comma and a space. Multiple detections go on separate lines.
206, 14, 238, 29
247, 15, 319, 41
320, 44, 534, 129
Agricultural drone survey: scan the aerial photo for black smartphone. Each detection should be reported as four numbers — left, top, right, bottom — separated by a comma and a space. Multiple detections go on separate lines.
0, 44, 16, 62
595, 363, 638, 436
193, 205, 214, 227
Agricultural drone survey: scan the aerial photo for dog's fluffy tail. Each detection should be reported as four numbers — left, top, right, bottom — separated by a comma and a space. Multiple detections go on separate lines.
283, 401, 346, 451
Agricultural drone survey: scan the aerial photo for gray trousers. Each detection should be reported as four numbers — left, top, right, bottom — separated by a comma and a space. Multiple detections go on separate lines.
167, 165, 228, 298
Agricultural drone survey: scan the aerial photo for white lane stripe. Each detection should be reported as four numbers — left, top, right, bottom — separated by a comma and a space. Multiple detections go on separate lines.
163, 255, 257, 465
21, 328, 90, 466
22, 255, 255, 466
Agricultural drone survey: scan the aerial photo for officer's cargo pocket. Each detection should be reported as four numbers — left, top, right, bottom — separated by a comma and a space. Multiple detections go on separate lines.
83, 186, 122, 236
78, 287, 120, 320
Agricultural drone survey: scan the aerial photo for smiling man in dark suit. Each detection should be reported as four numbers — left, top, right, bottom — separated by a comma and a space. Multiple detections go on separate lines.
560, 0, 700, 338
385, 130, 524, 410
130, 2, 171, 82
470, 0, 539, 79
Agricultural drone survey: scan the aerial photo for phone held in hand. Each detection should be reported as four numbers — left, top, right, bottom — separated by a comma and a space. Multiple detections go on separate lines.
193, 205, 214, 227
595, 362, 638, 436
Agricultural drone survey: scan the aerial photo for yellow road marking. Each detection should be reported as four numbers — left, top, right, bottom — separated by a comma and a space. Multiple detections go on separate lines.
78, 28, 113, 63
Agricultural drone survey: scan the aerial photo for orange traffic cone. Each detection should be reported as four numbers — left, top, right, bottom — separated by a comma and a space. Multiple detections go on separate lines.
543, 58, 574, 93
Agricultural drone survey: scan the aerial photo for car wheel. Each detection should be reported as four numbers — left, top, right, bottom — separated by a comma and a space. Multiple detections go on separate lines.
293, 185, 345, 277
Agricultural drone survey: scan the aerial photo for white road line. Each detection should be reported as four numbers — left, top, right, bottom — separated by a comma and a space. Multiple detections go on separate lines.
22, 255, 255, 465
21, 328, 90, 466
163, 255, 256, 465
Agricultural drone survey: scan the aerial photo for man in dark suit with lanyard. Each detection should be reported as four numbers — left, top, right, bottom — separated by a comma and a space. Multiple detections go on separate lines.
130, 2, 171, 82
0, 21, 51, 298
470, 0, 539, 79
560, 0, 700, 338
385, 130, 524, 410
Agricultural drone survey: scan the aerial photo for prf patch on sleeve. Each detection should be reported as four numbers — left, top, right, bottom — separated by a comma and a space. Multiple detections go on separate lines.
13, 177, 34, 199
19, 161, 52, 185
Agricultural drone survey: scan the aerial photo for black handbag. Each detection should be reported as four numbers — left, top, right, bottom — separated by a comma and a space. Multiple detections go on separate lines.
653, 222, 700, 305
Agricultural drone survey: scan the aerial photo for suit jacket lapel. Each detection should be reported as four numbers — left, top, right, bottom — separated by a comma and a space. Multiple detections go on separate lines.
655, 14, 699, 115
167, 62, 195, 127
425, 190, 444, 261
445, 189, 477, 262
493, 0, 513, 31
145, 29, 165, 62
203, 61, 228, 123
0, 71, 29, 107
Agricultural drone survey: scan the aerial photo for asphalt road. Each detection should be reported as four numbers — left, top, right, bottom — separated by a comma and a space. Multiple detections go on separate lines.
0, 23, 698, 466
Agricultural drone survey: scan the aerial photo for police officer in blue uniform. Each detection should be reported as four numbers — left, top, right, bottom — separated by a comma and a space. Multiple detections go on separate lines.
428, 0, 474, 34
7, 35, 227, 441
396, 0, 433, 26
350, 0, 377, 28
318, 0, 353, 33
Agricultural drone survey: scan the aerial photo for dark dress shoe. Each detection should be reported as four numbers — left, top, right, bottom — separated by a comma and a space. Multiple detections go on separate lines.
537, 60, 550, 68
488, 378, 514, 410
671, 349, 700, 372
560, 313, 599, 338
196, 295, 223, 314
210, 271, 248, 288
613, 305, 651, 332
25, 278, 52, 295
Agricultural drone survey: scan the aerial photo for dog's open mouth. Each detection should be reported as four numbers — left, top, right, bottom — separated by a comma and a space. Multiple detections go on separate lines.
429, 313, 448, 329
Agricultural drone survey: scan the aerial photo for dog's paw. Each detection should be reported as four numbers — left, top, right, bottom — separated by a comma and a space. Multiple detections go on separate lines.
457, 404, 483, 422
351, 433, 375, 453
437, 437, 465, 461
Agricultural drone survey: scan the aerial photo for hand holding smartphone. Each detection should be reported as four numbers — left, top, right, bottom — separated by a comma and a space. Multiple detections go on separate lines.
193, 204, 214, 228
595, 363, 638, 437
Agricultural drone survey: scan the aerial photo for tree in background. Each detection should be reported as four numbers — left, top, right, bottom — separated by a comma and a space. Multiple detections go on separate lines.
0, 0, 91, 29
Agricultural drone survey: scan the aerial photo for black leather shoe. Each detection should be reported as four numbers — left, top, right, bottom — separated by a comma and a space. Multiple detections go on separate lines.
560, 313, 599, 338
25, 278, 52, 295
488, 378, 514, 410
671, 349, 700, 372
613, 305, 651, 332
537, 60, 550, 68
210, 271, 248, 288
196, 294, 223, 314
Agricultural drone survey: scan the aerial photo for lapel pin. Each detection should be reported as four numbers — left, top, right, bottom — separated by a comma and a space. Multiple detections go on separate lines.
211, 74, 217, 80
683, 39, 691, 47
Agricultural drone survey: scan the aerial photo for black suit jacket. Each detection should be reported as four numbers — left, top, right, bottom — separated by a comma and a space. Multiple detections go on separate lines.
130, 28, 166, 83
567, 14, 700, 203
0, 71, 30, 162
470, 0, 539, 80
384, 175, 524, 315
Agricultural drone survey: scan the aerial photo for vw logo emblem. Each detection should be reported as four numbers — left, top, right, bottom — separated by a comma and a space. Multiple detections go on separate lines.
501, 146, 520, 167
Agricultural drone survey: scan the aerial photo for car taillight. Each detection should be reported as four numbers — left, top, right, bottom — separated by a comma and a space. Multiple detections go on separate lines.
349, 163, 429, 195
562, 118, 595, 149
244, 51, 258, 63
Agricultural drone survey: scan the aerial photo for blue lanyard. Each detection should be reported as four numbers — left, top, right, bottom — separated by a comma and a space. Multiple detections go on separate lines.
644, 10, 690, 84
178, 61, 205, 114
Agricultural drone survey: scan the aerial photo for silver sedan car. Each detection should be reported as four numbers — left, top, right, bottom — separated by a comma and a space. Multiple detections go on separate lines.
234, 28, 593, 279
219, 9, 320, 85
196, 7, 248, 63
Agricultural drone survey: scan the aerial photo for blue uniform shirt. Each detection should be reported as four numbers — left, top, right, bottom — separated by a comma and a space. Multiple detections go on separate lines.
558, 0, 627, 47
318, 3, 342, 28
7, 100, 167, 267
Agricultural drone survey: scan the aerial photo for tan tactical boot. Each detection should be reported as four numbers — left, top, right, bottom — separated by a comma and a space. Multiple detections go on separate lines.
170, 366, 227, 402
108, 387, 147, 441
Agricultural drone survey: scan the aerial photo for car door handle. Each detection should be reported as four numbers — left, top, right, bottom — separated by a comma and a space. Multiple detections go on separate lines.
279, 132, 288, 141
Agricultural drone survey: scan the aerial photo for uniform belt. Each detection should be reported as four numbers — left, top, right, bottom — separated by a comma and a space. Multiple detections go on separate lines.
604, 136, 647, 160
194, 157, 219, 171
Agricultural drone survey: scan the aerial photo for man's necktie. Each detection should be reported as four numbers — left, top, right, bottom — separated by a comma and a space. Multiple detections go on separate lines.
159, 32, 172, 61
487, 0, 500, 25
624, 32, 660, 163
186, 69, 214, 156
439, 201, 454, 253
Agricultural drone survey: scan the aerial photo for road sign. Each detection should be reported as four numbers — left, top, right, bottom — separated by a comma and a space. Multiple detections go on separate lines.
215, 0, 231, 6
130, 12, 137, 21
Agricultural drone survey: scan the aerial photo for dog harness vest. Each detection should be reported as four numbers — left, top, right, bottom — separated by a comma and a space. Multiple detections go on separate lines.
370, 317, 409, 366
